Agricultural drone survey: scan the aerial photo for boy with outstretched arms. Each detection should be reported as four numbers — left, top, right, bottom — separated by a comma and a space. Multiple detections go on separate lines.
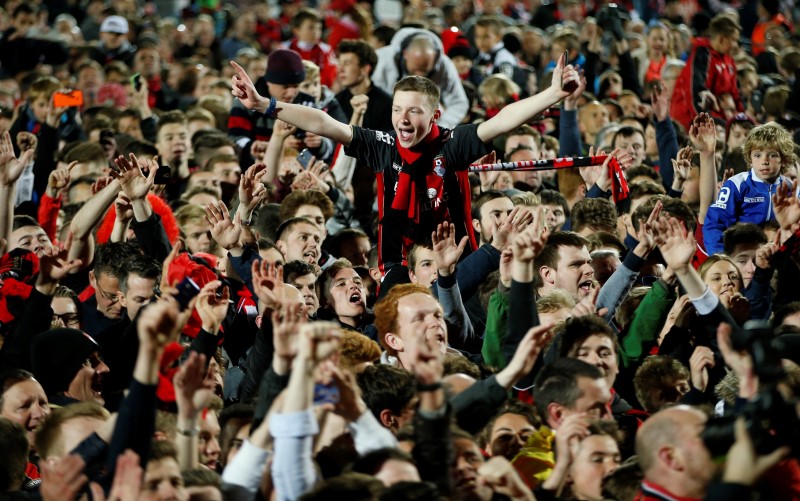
230, 55, 580, 289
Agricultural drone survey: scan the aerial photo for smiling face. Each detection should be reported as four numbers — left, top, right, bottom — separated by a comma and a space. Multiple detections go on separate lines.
391, 90, 439, 148
1, 379, 50, 449
750, 148, 782, 183
571, 334, 619, 390
702, 259, 742, 298
647, 27, 668, 55
327, 267, 366, 325
277, 222, 321, 264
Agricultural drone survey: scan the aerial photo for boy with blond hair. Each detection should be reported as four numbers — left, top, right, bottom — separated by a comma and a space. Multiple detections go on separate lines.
704, 122, 798, 254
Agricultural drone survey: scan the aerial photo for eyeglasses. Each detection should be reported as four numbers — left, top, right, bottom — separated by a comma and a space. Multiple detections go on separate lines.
52, 312, 80, 327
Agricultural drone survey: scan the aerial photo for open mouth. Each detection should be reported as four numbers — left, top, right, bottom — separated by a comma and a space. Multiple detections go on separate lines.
397, 128, 414, 142
579, 280, 593, 294
303, 251, 317, 260
349, 292, 363, 305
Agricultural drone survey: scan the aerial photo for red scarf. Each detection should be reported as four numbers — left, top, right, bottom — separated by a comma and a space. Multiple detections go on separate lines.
391, 124, 442, 223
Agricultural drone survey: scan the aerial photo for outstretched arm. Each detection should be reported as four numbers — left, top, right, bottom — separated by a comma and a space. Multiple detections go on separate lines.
230, 61, 352, 146
477, 52, 578, 143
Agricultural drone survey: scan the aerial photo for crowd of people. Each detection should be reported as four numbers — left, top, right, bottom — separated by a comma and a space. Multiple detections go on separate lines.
0, 0, 799, 499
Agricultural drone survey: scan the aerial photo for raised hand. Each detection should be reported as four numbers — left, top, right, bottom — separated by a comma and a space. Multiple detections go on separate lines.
174, 351, 215, 420
90, 450, 143, 501
250, 140, 269, 163
303, 132, 323, 149
46, 161, 77, 198
543, 411, 589, 491
689, 113, 716, 154
563, 69, 587, 111
36, 232, 82, 289
475, 151, 500, 191
297, 321, 342, 366
271, 302, 305, 374
654, 216, 696, 271
493, 205, 535, 251
329, 364, 368, 422
633, 199, 661, 258
40, 454, 88, 501
772, 181, 800, 233
720, 292, 750, 325
608, 147, 634, 172
754, 240, 778, 270
159, 241, 182, 295
499, 246, 513, 288
112, 153, 157, 200
671, 157, 691, 190
195, 279, 230, 334
501, 324, 554, 383
251, 258, 285, 312
0, 130, 34, 186
569, 284, 608, 318
689, 345, 715, 392
114, 193, 134, 224
350, 94, 369, 118
238, 163, 267, 217
431, 222, 469, 277
580, 146, 608, 189
717, 323, 755, 391
551, 51, 580, 99
206, 201, 242, 251
137, 295, 188, 351
92, 176, 115, 194
272, 119, 297, 139
511, 209, 549, 263
477, 457, 536, 501
650, 82, 671, 122
230, 61, 266, 111
406, 326, 444, 386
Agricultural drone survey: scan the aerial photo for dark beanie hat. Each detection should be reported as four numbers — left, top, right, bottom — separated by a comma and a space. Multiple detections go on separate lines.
31, 328, 100, 396
265, 49, 306, 85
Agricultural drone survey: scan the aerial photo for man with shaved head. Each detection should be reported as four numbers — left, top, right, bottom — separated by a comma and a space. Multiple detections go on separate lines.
635, 405, 716, 500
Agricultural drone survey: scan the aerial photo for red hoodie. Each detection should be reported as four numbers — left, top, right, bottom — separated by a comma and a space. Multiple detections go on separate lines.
670, 37, 743, 131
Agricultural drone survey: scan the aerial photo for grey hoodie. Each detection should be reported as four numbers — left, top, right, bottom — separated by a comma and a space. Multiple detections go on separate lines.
372, 27, 469, 129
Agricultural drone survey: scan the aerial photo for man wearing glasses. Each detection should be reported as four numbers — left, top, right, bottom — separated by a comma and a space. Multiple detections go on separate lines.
79, 242, 140, 337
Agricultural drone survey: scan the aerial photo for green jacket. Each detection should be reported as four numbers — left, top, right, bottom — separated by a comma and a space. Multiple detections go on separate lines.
482, 289, 509, 369
619, 279, 676, 368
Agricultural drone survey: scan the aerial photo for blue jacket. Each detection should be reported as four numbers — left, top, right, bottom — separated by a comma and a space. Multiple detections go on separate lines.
704, 169, 790, 254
